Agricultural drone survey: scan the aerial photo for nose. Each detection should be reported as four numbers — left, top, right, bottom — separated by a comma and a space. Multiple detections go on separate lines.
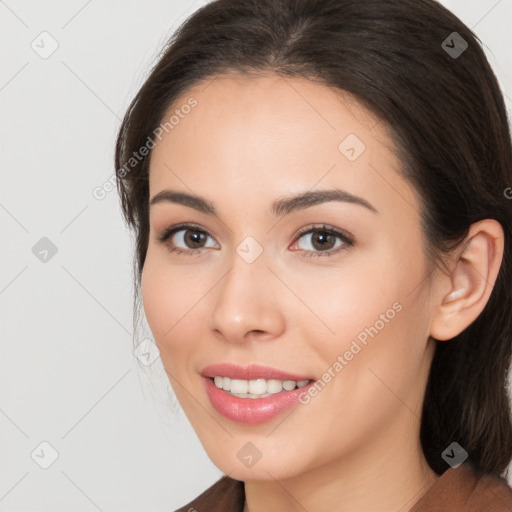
208, 255, 286, 344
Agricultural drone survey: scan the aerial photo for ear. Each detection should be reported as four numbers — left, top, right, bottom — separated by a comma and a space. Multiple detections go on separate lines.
429, 219, 504, 341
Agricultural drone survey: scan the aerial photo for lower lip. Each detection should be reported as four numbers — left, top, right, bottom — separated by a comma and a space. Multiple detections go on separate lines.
203, 377, 315, 424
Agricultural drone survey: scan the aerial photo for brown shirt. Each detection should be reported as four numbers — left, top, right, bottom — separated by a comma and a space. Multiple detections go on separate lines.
174, 463, 512, 511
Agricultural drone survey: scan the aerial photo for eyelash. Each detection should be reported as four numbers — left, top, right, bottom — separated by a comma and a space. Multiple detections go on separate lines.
156, 223, 355, 258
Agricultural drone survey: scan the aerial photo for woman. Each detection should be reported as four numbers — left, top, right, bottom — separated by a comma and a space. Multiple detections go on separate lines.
115, 0, 512, 510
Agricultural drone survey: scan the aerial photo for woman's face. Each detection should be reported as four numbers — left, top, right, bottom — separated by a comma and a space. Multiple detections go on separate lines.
142, 74, 438, 481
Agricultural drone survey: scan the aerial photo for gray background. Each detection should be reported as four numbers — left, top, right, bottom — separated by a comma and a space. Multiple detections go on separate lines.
1, 1, 511, 510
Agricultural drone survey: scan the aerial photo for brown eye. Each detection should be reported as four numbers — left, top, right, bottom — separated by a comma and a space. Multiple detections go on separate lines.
181, 229, 207, 249
308, 230, 338, 251
157, 224, 219, 255
292, 225, 354, 258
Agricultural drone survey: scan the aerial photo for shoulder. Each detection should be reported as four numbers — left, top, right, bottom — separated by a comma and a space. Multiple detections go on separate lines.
410, 463, 512, 512
460, 467, 512, 511
174, 475, 245, 512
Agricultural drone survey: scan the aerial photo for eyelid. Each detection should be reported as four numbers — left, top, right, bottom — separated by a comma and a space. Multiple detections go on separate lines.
156, 222, 214, 243
290, 223, 354, 257
292, 223, 353, 244
156, 222, 354, 257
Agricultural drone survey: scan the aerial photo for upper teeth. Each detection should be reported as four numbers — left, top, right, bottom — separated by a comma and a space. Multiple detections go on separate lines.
213, 376, 310, 396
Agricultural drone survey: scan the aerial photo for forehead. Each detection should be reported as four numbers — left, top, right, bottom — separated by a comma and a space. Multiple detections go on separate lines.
148, 73, 418, 217
151, 73, 382, 160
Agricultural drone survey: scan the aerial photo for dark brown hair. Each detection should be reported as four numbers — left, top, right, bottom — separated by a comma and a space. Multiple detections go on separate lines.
115, 0, 512, 477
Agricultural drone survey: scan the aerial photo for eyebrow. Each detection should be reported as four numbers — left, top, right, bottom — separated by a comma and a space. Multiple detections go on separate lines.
149, 188, 378, 216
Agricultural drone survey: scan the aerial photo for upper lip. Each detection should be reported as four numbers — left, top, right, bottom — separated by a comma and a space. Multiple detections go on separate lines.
201, 363, 315, 382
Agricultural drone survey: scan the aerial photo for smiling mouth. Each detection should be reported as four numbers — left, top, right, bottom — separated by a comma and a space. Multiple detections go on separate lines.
208, 376, 313, 398
202, 369, 318, 424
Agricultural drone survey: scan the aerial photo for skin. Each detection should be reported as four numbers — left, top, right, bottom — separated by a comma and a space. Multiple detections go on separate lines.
141, 74, 504, 512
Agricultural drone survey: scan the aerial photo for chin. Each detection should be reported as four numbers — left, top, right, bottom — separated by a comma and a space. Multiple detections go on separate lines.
207, 448, 307, 482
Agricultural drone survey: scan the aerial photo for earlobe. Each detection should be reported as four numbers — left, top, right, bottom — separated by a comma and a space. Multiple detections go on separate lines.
429, 219, 504, 341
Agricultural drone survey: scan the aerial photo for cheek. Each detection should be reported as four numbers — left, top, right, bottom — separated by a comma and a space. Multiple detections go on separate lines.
301, 244, 429, 400
141, 258, 168, 340
279, 249, 403, 350
140, 250, 212, 367
328, 283, 431, 424
140, 252, 187, 349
